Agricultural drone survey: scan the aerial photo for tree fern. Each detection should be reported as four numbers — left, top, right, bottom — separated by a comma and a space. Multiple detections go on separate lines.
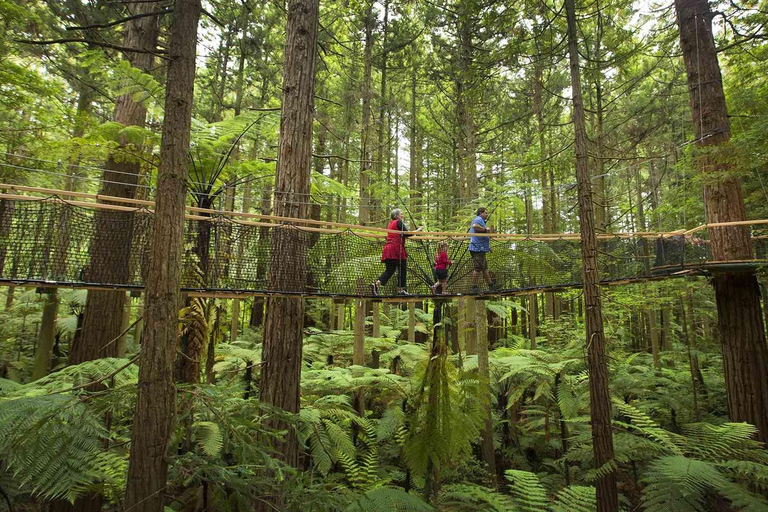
0, 394, 117, 502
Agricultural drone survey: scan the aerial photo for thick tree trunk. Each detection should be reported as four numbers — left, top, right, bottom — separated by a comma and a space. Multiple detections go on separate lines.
258, 0, 319, 477
675, 0, 768, 443
124, 1, 201, 510
76, 1, 160, 364
566, 0, 619, 508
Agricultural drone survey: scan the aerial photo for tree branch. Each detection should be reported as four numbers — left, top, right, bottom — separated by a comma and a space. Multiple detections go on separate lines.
66, 8, 172, 31
14, 38, 167, 56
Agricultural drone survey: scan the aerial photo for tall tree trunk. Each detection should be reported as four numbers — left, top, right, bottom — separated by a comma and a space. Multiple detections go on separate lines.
566, 0, 619, 508
376, 0, 389, 211
124, 1, 201, 510
75, 1, 160, 364
359, 0, 374, 225
233, 3, 249, 117
456, 10, 478, 200
409, 58, 421, 213
258, 0, 319, 478
675, 0, 768, 443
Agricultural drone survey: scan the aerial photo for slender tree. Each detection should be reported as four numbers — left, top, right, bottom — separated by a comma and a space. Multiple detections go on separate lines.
124, 0, 202, 510
674, 0, 768, 443
565, 0, 619, 508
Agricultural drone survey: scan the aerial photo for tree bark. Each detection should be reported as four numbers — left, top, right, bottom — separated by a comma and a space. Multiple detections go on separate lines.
566, 0, 619, 508
675, 0, 768, 443
258, 0, 319, 476
75, 0, 160, 365
359, 0, 374, 225
124, 1, 201, 510
455, 9, 478, 200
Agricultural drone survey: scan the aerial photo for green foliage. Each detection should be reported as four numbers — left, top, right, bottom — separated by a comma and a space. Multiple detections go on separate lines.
505, 469, 549, 512
551, 485, 596, 512
0, 394, 120, 502
438, 483, 514, 511
642, 455, 768, 512
346, 486, 434, 511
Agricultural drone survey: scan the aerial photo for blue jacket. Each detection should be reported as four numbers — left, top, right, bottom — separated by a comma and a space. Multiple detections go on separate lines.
469, 216, 490, 252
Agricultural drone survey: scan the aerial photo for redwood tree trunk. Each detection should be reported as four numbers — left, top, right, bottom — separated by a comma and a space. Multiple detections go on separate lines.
258, 0, 319, 476
675, 0, 768, 443
75, 1, 160, 364
565, 0, 619, 508
124, 1, 201, 510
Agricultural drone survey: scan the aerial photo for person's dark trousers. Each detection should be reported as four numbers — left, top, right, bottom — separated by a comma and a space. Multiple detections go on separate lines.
379, 259, 407, 288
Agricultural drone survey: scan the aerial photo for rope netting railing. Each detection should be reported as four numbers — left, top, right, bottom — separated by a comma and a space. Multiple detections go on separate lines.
0, 195, 766, 298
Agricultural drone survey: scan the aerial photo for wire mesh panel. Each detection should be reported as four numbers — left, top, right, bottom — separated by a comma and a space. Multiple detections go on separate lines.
0, 198, 767, 297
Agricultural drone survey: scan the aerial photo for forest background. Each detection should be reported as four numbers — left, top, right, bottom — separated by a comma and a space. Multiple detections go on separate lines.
1, 0, 768, 511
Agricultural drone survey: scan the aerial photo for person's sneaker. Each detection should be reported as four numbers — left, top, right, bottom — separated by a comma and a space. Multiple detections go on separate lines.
470, 286, 479, 294
398, 290, 411, 296
371, 282, 379, 296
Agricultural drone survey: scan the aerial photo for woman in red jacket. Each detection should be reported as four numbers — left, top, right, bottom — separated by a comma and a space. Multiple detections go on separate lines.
371, 209, 423, 296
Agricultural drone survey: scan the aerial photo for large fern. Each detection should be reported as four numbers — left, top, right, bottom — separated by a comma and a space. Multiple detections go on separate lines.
345, 486, 434, 511
0, 394, 117, 501
641, 455, 768, 512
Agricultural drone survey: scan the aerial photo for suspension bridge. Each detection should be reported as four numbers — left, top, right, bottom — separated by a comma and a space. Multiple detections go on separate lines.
0, 184, 766, 300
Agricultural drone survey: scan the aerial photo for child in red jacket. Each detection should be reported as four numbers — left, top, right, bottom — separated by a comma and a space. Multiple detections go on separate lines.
430, 241, 452, 295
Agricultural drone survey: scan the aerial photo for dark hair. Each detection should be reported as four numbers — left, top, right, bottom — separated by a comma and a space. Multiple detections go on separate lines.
476, 207, 487, 215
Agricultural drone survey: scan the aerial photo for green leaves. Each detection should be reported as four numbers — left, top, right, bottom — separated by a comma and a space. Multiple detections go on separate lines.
642, 456, 768, 512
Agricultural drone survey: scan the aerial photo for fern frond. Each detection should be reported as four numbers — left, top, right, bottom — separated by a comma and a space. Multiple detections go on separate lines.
551, 485, 596, 512
504, 469, 548, 512
192, 421, 223, 457
438, 483, 513, 511
642, 455, 768, 512
346, 487, 434, 511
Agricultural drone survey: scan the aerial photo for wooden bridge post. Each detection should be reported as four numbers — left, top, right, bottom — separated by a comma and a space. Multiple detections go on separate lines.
408, 301, 416, 343
529, 293, 538, 350
231, 299, 240, 341
336, 299, 345, 330
372, 301, 381, 338
466, 297, 477, 355
354, 299, 366, 365
474, 298, 496, 477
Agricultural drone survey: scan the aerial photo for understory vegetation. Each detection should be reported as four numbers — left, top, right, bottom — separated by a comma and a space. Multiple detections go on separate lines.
3, 277, 768, 510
